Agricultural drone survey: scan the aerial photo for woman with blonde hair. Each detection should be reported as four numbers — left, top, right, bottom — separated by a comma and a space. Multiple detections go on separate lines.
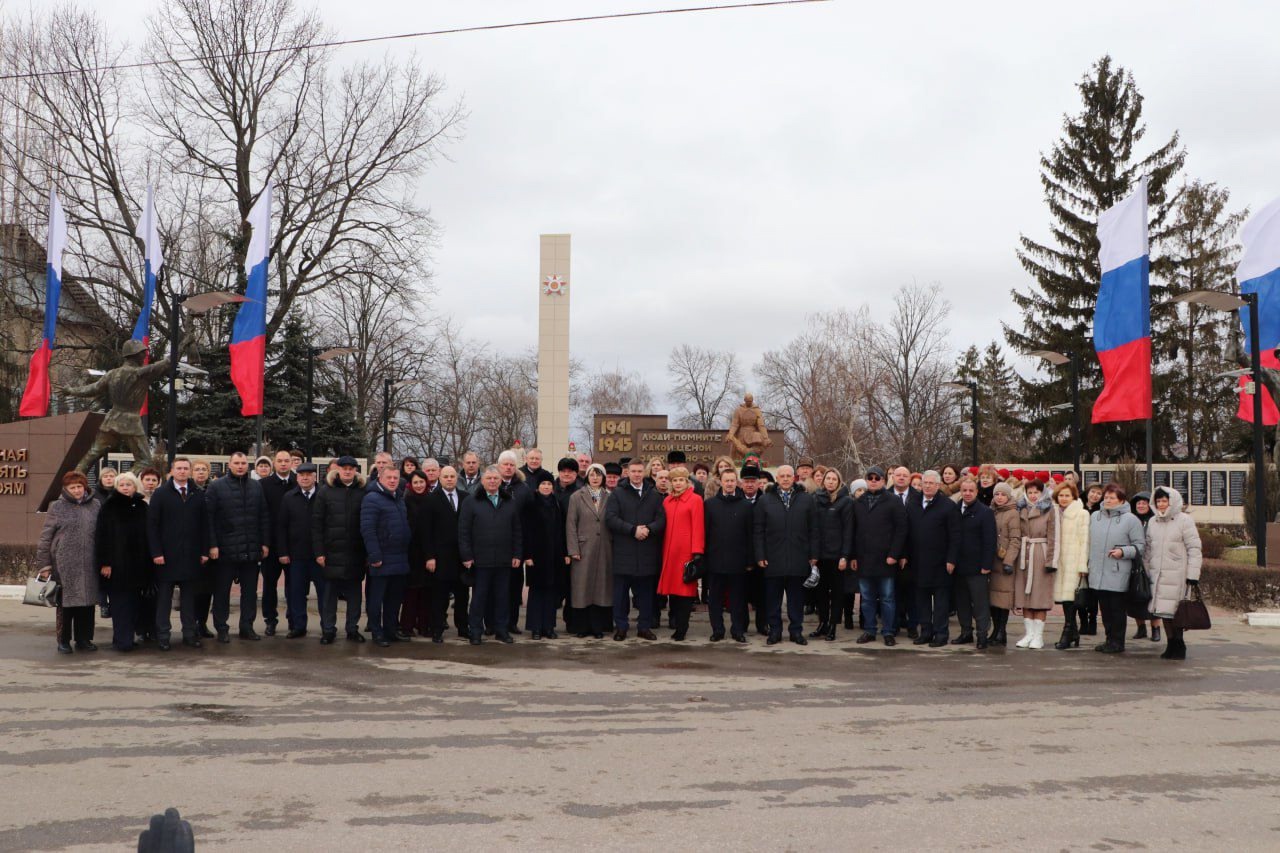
1050, 481, 1090, 650
658, 467, 704, 640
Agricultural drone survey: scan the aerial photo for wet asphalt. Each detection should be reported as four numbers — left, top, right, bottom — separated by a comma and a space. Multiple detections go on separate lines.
2, 600, 1279, 851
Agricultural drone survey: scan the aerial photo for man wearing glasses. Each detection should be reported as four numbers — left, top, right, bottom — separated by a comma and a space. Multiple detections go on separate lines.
852, 466, 908, 646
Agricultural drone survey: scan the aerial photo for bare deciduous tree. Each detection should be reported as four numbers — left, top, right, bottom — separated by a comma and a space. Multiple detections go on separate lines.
667, 343, 742, 429
573, 367, 653, 444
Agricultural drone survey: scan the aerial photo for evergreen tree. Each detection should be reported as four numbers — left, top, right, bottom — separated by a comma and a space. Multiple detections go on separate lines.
955, 342, 1029, 463
262, 316, 311, 454
174, 345, 257, 454
1005, 55, 1185, 462
1163, 180, 1249, 461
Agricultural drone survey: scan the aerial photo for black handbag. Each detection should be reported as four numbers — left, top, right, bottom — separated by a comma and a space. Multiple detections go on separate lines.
1073, 575, 1090, 608
1172, 584, 1211, 631
682, 555, 705, 585
1126, 555, 1152, 619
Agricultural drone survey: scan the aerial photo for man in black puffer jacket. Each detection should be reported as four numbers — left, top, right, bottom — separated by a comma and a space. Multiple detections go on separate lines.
205, 451, 269, 643
312, 456, 368, 644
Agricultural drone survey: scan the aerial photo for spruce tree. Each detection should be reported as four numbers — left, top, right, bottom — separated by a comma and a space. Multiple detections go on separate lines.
955, 342, 1028, 463
1005, 55, 1185, 461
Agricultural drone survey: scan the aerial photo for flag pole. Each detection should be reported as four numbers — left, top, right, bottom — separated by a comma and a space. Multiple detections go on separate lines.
1145, 418, 1153, 493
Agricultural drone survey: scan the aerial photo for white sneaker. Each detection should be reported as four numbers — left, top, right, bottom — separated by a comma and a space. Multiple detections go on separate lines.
1015, 618, 1034, 648
1029, 619, 1045, 650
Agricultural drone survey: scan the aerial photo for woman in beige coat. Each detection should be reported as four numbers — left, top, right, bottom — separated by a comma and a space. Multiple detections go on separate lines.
1015, 479, 1057, 649
1145, 486, 1202, 660
987, 482, 1021, 646
565, 464, 613, 638
1050, 482, 1090, 650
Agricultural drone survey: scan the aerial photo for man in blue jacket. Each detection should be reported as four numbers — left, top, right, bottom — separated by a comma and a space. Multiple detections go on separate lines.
953, 477, 997, 650
361, 464, 411, 647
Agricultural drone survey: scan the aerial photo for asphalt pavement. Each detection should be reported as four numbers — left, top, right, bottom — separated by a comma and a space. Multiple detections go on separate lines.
2, 601, 1278, 851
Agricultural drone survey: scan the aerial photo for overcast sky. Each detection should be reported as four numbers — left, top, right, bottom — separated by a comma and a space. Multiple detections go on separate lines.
94, 0, 1280, 414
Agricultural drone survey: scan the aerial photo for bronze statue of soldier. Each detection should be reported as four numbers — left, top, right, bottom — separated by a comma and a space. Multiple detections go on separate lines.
65, 339, 173, 473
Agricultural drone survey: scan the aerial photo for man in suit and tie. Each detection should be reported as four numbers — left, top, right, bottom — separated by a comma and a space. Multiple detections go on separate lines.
906, 470, 960, 647
424, 465, 469, 641
277, 463, 326, 638
459, 451, 482, 492
740, 464, 767, 635
889, 465, 923, 637
258, 449, 297, 636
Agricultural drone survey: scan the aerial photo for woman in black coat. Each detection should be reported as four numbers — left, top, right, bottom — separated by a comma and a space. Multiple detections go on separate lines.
95, 472, 153, 652
812, 469, 854, 642
400, 471, 433, 637
525, 479, 566, 639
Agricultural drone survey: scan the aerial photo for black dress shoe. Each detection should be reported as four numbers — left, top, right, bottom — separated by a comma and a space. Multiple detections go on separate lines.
346, 631, 366, 643
638, 629, 657, 641
913, 635, 932, 646
470, 637, 483, 645
709, 631, 724, 642
731, 633, 748, 643
672, 630, 687, 641
950, 633, 973, 645
824, 627, 837, 641
766, 633, 782, 645
575, 632, 590, 639
286, 629, 306, 639
198, 625, 215, 639
264, 623, 277, 637
57, 642, 73, 654
883, 635, 896, 646
907, 627, 919, 640
613, 630, 628, 641
790, 634, 808, 646
373, 635, 391, 648
182, 637, 203, 649
239, 629, 261, 641
976, 638, 989, 650
75, 641, 98, 651
432, 634, 444, 643
593, 632, 604, 639
395, 630, 413, 641
497, 634, 515, 644
856, 632, 876, 644
509, 626, 524, 635
808, 623, 828, 638
1095, 642, 1124, 654
546, 630, 559, 639
928, 637, 947, 648
157, 640, 171, 651
217, 631, 231, 644
530, 632, 543, 640
320, 633, 335, 645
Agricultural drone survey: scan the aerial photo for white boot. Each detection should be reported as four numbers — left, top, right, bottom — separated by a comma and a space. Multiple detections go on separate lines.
1029, 619, 1045, 650
1015, 618, 1034, 648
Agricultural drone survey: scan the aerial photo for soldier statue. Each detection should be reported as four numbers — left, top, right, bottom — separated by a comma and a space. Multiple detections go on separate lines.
65, 339, 174, 474
726, 392, 773, 462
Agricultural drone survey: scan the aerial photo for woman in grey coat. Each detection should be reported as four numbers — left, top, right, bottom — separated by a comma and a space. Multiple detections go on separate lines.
564, 464, 613, 638
1145, 486, 1202, 660
35, 471, 102, 654
1086, 483, 1146, 654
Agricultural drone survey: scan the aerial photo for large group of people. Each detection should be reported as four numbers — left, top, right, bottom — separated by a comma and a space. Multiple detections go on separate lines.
34, 449, 1203, 661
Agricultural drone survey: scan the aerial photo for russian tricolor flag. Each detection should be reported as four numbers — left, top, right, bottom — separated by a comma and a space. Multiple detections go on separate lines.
18, 189, 68, 417
1235, 196, 1280, 425
230, 184, 271, 417
133, 186, 162, 415
1092, 178, 1152, 424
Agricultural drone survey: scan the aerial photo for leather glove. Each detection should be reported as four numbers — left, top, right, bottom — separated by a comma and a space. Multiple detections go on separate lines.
803, 566, 821, 589
1044, 565, 1058, 574
1002, 564, 1014, 575
1186, 578, 1199, 587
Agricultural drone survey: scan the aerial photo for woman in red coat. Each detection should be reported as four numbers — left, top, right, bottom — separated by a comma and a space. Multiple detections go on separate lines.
659, 467, 704, 641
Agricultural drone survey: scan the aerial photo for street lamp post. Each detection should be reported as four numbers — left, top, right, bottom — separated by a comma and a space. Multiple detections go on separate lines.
305, 346, 357, 461
1030, 349, 1081, 477
165, 288, 246, 468
382, 378, 413, 455
1175, 289, 1267, 568
944, 380, 979, 467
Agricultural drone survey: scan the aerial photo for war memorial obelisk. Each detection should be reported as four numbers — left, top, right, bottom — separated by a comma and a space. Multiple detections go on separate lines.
536, 234, 571, 457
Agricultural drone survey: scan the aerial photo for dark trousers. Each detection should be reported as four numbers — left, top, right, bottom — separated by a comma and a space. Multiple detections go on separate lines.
916, 583, 950, 641
508, 565, 525, 629
859, 576, 896, 636
194, 592, 212, 628
428, 576, 469, 637
57, 605, 94, 646
213, 560, 260, 633
1078, 587, 1099, 631
367, 574, 408, 640
109, 587, 142, 649
748, 569, 767, 632
668, 594, 696, 634
470, 565, 511, 639
1098, 589, 1128, 650
896, 578, 918, 632
399, 586, 432, 635
526, 584, 558, 634
155, 581, 196, 642
321, 577, 363, 635
285, 560, 326, 632
816, 560, 844, 626
259, 555, 287, 627
613, 573, 655, 632
954, 573, 991, 638
765, 575, 805, 638
707, 573, 747, 637
569, 605, 611, 635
